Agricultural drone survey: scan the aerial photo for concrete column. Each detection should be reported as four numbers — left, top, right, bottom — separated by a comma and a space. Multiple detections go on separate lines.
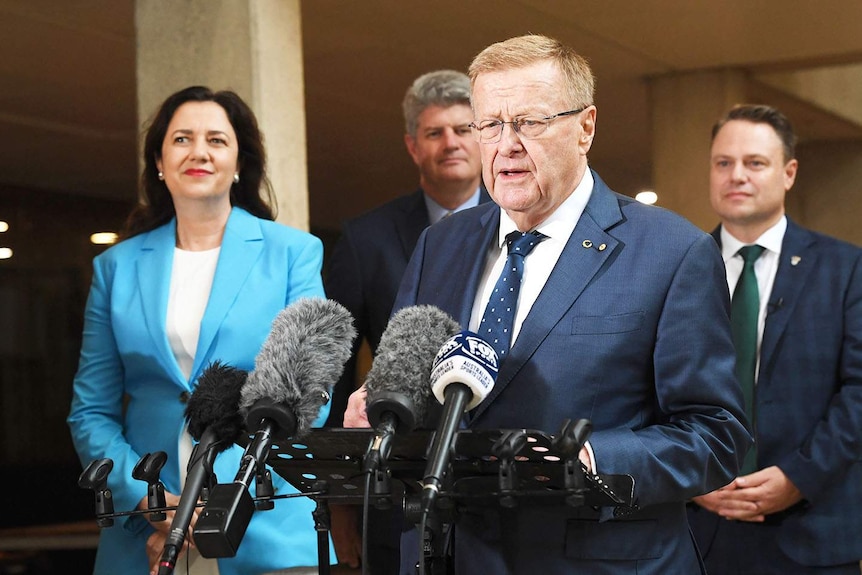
135, 0, 308, 230
649, 70, 747, 232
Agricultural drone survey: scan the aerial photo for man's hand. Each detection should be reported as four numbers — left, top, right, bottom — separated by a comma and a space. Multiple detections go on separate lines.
691, 466, 803, 522
344, 384, 370, 428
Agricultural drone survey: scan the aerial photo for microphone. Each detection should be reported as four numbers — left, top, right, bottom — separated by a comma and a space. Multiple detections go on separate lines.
420, 331, 498, 514
363, 305, 461, 473
194, 298, 356, 559
158, 361, 248, 575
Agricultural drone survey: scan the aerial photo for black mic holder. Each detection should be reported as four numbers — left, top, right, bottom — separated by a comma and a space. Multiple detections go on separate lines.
78, 458, 115, 528
132, 451, 169, 522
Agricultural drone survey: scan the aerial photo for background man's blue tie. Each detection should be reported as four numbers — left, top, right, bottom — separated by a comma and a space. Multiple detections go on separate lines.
479, 230, 547, 360
732, 244, 765, 475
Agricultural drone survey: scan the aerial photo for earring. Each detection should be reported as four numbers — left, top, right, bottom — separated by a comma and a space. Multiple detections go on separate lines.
233, 173, 240, 184
157, 171, 164, 180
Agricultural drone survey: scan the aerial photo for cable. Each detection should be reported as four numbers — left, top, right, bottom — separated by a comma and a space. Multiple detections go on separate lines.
361, 470, 371, 575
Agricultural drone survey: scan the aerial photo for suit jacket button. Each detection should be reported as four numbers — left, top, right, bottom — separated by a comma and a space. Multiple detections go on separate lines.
179, 391, 191, 404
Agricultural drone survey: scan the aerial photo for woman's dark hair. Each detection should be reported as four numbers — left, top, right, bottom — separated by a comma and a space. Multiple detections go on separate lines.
124, 85, 276, 238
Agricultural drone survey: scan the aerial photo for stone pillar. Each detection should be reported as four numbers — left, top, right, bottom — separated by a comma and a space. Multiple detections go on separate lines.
135, 0, 308, 230
649, 70, 747, 231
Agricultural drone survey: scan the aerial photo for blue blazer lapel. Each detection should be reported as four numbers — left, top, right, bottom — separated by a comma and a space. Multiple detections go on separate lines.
759, 219, 817, 376
455, 207, 500, 326
193, 208, 264, 379
137, 220, 186, 383
471, 172, 624, 422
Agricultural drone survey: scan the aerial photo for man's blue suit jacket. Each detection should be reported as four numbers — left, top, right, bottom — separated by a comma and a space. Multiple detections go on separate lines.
689, 219, 862, 567
394, 172, 751, 574
325, 188, 491, 425
68, 207, 333, 575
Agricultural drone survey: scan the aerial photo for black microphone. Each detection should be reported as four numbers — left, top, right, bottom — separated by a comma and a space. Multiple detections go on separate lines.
194, 298, 356, 559
158, 361, 248, 575
363, 306, 461, 473
420, 331, 498, 514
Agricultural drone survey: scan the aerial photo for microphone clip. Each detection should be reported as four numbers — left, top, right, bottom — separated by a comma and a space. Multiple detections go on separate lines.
132, 451, 169, 522
491, 430, 527, 508
552, 418, 592, 507
78, 458, 115, 528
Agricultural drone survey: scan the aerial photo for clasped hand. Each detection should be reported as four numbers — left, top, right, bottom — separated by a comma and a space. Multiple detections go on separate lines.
692, 465, 803, 522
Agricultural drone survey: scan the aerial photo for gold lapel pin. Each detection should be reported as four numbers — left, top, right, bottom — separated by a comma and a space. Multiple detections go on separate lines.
791, 256, 801, 266
582, 239, 608, 251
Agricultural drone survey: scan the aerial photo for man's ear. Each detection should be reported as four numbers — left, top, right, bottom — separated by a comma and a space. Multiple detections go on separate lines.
579, 106, 597, 151
404, 133, 420, 167
784, 158, 798, 191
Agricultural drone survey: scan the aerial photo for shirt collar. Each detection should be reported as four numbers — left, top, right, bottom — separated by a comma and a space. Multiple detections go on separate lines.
424, 187, 483, 225
496, 168, 594, 248
720, 215, 787, 262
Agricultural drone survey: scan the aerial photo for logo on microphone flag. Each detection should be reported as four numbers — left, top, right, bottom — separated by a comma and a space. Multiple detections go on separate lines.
430, 331, 498, 410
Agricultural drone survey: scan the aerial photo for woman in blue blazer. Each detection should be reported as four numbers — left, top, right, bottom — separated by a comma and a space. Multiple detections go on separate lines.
68, 86, 332, 575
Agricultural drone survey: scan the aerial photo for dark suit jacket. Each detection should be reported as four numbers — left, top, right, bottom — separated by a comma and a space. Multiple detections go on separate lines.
325, 188, 490, 426
394, 171, 751, 574
689, 218, 862, 567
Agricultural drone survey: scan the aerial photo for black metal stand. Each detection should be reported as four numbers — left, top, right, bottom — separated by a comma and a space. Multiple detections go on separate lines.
81, 425, 637, 575
262, 426, 636, 575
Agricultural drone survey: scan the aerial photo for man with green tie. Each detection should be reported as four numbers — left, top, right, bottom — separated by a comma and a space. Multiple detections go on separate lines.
688, 104, 862, 574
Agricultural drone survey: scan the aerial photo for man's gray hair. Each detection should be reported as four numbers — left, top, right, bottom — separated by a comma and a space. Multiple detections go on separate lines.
402, 70, 471, 137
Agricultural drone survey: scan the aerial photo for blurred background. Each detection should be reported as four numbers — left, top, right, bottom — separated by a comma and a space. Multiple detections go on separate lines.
2, 1, 862, 572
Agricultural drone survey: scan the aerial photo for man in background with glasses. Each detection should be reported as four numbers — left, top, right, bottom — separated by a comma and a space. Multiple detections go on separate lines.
345, 34, 749, 573
326, 69, 489, 573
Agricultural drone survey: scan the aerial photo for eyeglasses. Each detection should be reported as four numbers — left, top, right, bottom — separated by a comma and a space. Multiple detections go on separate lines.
469, 107, 586, 144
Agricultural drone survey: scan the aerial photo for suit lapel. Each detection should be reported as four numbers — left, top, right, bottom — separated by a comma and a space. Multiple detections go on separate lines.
471, 173, 624, 422
453, 207, 500, 326
759, 220, 817, 376
193, 208, 263, 380
137, 220, 186, 383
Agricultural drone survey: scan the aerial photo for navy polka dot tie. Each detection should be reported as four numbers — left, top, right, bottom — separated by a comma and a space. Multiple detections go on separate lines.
480, 230, 547, 360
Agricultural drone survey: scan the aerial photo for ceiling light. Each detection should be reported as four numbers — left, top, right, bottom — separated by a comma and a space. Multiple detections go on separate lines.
0, 221, 8, 232
0, 247, 12, 259
635, 190, 658, 205
90, 232, 119, 245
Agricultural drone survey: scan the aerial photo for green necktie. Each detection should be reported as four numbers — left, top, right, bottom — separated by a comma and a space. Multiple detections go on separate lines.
731, 244, 765, 475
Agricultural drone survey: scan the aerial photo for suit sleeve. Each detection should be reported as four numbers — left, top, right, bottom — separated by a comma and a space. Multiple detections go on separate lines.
778, 248, 862, 500
66, 255, 150, 534
589, 233, 752, 506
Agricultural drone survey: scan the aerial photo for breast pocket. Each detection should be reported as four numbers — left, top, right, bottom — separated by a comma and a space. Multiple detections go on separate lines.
571, 311, 645, 335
